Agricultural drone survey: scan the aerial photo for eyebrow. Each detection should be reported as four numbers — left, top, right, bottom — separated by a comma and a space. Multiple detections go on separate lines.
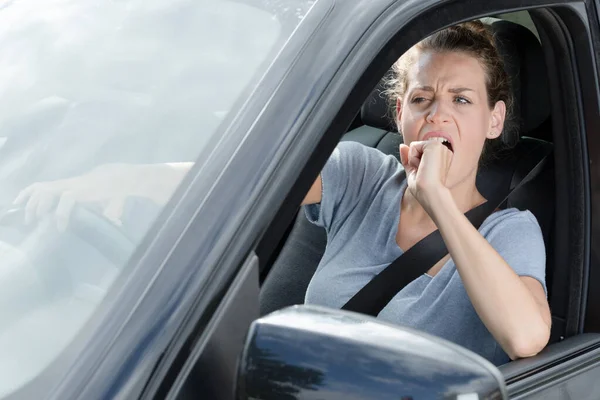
448, 87, 475, 93
414, 86, 435, 92
413, 86, 475, 93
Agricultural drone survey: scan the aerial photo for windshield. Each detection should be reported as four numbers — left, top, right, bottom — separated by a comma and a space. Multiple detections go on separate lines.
0, 0, 315, 395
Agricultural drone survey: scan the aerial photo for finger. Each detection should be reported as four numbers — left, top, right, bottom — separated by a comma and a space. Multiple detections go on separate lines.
422, 140, 453, 165
14, 185, 37, 205
399, 144, 409, 167
56, 192, 76, 232
103, 198, 125, 226
409, 141, 427, 153
24, 194, 41, 225
422, 139, 454, 154
36, 192, 57, 219
409, 141, 427, 159
408, 142, 425, 169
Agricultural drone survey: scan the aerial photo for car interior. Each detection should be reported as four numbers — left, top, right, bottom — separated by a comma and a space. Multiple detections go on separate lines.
255, 10, 587, 372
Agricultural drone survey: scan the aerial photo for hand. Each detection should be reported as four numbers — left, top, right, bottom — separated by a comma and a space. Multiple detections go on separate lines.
13, 163, 143, 230
399, 140, 453, 211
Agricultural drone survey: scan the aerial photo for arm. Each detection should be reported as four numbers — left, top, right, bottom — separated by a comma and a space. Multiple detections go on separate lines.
16, 160, 323, 228
151, 163, 324, 206
143, 162, 195, 204
15, 161, 196, 228
429, 188, 551, 360
302, 175, 322, 205
400, 141, 551, 360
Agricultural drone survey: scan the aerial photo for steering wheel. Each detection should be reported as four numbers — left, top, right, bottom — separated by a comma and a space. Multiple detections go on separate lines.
0, 204, 136, 339
0, 205, 135, 267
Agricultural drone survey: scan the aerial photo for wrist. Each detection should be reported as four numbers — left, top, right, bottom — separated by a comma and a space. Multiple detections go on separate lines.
129, 162, 193, 205
421, 185, 455, 222
128, 164, 154, 199
129, 164, 171, 203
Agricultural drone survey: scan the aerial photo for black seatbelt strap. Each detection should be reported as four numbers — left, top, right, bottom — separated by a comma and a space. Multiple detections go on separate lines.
342, 148, 552, 317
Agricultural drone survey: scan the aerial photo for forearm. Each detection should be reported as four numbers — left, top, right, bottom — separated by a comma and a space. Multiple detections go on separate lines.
428, 189, 551, 359
132, 162, 194, 205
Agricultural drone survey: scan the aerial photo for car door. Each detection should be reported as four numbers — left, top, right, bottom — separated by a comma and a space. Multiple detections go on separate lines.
6, 0, 597, 399
501, 2, 600, 399
153, 0, 600, 399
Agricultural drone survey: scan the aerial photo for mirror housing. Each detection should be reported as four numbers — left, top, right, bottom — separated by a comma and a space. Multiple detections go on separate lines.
236, 305, 506, 399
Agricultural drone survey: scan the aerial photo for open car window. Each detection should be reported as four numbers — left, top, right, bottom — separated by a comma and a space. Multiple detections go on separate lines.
0, 0, 317, 396
496, 11, 540, 39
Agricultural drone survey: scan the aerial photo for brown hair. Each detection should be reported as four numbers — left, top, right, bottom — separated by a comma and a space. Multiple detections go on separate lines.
385, 21, 517, 163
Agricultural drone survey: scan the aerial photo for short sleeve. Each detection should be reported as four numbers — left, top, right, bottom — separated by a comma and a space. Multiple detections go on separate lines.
304, 141, 392, 232
487, 210, 548, 295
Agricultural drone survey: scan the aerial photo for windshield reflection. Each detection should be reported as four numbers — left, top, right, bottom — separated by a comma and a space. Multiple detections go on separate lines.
0, 0, 315, 396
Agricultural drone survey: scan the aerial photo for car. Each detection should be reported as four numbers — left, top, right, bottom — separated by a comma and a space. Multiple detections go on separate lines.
1, 0, 600, 399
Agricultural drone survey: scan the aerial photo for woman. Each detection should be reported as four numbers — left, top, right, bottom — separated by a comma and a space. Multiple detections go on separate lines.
15, 21, 550, 365
301, 21, 550, 365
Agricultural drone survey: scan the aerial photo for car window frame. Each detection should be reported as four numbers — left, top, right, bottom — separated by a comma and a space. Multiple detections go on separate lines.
49, 2, 336, 400
158, 0, 596, 398
585, 0, 600, 335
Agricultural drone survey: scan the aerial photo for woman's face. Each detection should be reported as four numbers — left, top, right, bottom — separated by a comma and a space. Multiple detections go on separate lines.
396, 50, 506, 189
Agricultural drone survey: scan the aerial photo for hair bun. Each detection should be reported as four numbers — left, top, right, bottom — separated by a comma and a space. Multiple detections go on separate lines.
452, 20, 497, 48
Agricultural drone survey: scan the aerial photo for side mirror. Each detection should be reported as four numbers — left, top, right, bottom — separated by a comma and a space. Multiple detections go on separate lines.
236, 305, 507, 399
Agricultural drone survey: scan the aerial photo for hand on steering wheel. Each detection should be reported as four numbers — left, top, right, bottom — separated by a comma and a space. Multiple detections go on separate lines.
0, 204, 135, 268
13, 163, 141, 231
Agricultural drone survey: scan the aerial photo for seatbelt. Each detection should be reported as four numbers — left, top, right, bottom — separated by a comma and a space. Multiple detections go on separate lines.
342, 148, 552, 317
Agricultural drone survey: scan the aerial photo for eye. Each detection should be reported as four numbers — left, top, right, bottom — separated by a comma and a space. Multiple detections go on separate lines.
411, 97, 429, 104
454, 96, 471, 105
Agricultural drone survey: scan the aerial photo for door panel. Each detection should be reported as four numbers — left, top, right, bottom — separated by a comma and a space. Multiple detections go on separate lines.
509, 346, 600, 399
500, 333, 600, 381
524, 365, 600, 399
165, 253, 260, 400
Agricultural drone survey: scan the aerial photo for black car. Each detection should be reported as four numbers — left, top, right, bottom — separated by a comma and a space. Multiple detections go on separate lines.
1, 0, 600, 399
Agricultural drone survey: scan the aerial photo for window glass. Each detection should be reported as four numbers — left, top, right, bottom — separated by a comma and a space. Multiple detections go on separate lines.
0, 0, 316, 395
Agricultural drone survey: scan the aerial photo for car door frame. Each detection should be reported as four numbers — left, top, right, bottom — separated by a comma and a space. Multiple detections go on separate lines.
585, 0, 600, 335
96, 0, 599, 399
33, 2, 342, 399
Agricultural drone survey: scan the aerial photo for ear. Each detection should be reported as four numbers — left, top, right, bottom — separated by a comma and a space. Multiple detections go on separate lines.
487, 100, 506, 139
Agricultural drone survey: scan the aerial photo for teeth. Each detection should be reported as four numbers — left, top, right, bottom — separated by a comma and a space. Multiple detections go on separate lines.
427, 137, 449, 143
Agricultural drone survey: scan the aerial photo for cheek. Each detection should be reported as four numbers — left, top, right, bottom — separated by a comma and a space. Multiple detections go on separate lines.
399, 110, 421, 142
459, 118, 488, 160
457, 110, 490, 147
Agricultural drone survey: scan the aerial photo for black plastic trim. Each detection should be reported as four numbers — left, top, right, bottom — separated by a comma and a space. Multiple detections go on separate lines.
505, 334, 600, 398
159, 253, 260, 400
501, 333, 600, 383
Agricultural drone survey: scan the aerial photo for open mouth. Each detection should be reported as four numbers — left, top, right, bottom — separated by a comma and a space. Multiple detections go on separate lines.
428, 137, 453, 152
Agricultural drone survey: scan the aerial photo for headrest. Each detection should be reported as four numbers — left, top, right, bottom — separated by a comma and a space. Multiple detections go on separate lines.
360, 19, 550, 136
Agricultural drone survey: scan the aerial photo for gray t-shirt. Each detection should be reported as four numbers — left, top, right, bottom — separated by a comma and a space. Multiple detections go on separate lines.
304, 141, 547, 366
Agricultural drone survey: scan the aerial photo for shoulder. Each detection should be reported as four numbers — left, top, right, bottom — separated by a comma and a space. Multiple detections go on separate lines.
481, 208, 547, 293
331, 141, 401, 176
482, 208, 542, 237
319, 140, 403, 202
482, 208, 545, 259
334, 140, 393, 162
305, 141, 402, 230
480, 208, 544, 248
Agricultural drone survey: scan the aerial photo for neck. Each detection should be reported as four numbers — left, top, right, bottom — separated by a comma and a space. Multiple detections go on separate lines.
401, 173, 486, 225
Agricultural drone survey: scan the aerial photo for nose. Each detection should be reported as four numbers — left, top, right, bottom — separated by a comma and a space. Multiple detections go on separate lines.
426, 99, 451, 124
